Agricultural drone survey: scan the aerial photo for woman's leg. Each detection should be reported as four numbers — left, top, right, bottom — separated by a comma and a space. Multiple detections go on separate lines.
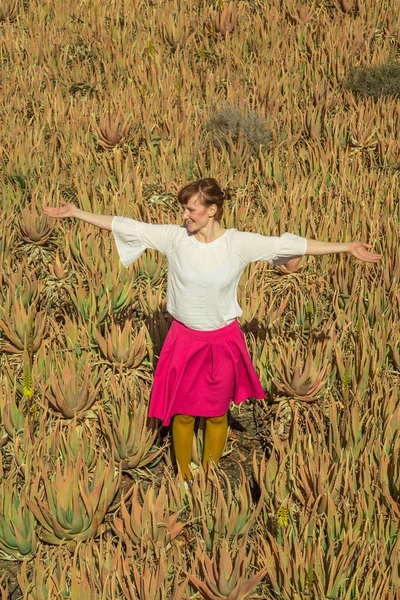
202, 413, 228, 471
172, 414, 196, 481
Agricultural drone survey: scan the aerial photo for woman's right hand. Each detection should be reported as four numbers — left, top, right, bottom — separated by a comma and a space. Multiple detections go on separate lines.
43, 200, 79, 219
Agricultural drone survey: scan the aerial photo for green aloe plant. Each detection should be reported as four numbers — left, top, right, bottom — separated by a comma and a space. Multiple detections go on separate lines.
0, 378, 26, 439
66, 277, 109, 335
27, 451, 121, 547
0, 471, 38, 559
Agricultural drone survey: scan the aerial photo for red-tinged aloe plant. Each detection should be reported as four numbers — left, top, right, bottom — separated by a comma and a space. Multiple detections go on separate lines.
93, 112, 131, 150
66, 278, 109, 333
102, 263, 136, 314
0, 470, 38, 559
381, 384, 400, 450
138, 281, 165, 316
255, 528, 313, 598
190, 463, 263, 553
252, 446, 292, 513
387, 321, 400, 371
0, 0, 18, 22
50, 313, 93, 359
189, 537, 268, 600
18, 545, 72, 599
18, 201, 55, 245
36, 415, 98, 472
207, 2, 238, 37
54, 419, 98, 471
14, 416, 43, 479
42, 350, 102, 419
255, 517, 374, 599
117, 543, 189, 600
290, 444, 344, 514
112, 479, 186, 551
94, 317, 149, 369
48, 249, 69, 280
4, 259, 43, 307
272, 326, 334, 402
379, 449, 400, 518
27, 451, 121, 547
71, 534, 121, 599
0, 300, 48, 353
98, 393, 165, 470
64, 226, 108, 273
160, 11, 196, 51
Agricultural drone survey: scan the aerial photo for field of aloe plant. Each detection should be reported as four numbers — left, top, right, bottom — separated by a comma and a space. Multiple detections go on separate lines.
0, 0, 399, 598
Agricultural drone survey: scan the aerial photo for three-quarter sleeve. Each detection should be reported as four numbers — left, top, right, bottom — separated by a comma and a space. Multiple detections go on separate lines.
230, 230, 308, 266
111, 216, 182, 267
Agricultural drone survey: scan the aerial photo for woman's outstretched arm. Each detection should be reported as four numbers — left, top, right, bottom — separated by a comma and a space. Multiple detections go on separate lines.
305, 239, 382, 262
43, 200, 113, 231
280, 239, 382, 273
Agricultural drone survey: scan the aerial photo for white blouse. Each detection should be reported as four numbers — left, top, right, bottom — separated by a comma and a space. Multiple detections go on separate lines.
111, 217, 308, 331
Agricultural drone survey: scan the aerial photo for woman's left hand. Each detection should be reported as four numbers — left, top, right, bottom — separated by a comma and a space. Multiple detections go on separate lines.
347, 242, 382, 262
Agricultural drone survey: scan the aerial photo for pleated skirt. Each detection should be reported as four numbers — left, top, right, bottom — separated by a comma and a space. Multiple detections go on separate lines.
147, 318, 266, 426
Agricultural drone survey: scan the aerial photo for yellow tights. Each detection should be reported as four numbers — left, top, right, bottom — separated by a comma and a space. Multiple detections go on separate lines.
172, 413, 228, 481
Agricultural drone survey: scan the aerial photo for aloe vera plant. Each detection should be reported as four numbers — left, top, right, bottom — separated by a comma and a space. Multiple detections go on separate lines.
189, 536, 268, 600
27, 451, 121, 547
272, 330, 333, 402
94, 318, 149, 369
132, 248, 165, 283
117, 543, 189, 600
102, 262, 136, 313
47, 418, 98, 471
66, 278, 109, 333
191, 463, 263, 552
93, 112, 131, 150
18, 545, 70, 599
112, 479, 186, 550
0, 471, 37, 558
98, 393, 165, 470
43, 350, 102, 418
3, 259, 43, 308
65, 225, 108, 274
48, 249, 69, 280
0, 378, 27, 439
0, 300, 48, 353
18, 201, 55, 245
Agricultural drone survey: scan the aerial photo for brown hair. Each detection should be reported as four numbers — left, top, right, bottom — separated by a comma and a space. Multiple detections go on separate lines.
177, 178, 231, 222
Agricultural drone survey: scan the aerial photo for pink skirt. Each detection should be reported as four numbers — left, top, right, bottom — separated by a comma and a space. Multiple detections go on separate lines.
147, 318, 266, 426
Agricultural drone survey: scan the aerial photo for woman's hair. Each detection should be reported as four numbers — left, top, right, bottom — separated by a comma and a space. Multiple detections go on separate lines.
177, 178, 232, 222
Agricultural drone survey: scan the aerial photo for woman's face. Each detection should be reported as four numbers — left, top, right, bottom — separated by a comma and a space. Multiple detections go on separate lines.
181, 194, 215, 231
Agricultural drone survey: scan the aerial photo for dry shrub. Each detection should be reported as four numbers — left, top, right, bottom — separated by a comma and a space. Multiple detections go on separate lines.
344, 62, 400, 98
205, 101, 272, 155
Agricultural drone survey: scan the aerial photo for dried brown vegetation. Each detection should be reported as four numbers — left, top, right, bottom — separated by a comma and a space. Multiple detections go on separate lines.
0, 0, 399, 598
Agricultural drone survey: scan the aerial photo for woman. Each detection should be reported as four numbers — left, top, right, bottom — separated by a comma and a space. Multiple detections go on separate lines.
43, 178, 382, 489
